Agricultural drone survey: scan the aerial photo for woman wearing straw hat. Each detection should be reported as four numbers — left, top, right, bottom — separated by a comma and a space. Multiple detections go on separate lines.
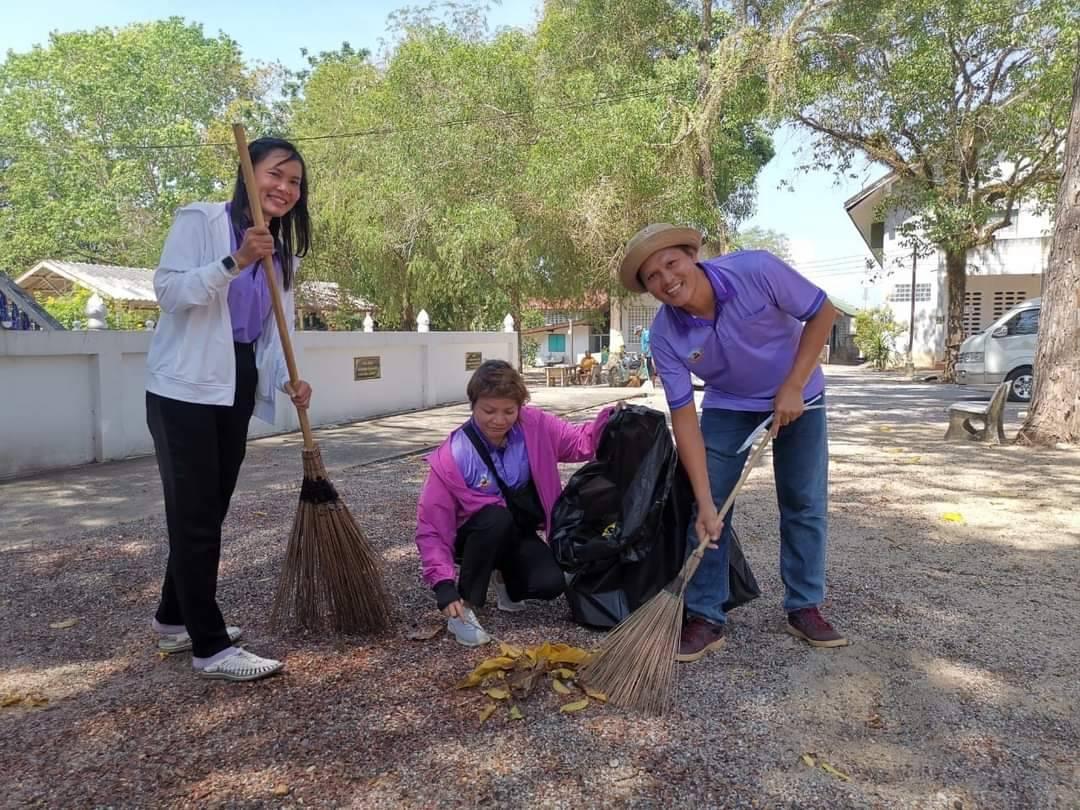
145, 137, 313, 681
618, 223, 848, 662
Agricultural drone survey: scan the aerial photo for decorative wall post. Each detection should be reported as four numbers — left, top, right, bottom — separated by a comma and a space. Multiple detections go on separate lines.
416, 309, 430, 333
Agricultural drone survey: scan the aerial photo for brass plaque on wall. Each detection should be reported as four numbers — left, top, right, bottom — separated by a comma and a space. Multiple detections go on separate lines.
353, 356, 381, 381
465, 352, 483, 371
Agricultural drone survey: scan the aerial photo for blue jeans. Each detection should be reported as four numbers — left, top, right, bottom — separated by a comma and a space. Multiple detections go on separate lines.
684, 397, 829, 624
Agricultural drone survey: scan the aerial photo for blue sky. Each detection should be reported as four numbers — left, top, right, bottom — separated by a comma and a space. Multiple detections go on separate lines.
2, 0, 884, 304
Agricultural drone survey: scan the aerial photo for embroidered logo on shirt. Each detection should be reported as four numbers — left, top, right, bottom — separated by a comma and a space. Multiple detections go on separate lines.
687, 348, 704, 364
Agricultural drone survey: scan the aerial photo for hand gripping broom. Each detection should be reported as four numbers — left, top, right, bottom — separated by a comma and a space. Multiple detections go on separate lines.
578, 429, 774, 714
232, 124, 393, 635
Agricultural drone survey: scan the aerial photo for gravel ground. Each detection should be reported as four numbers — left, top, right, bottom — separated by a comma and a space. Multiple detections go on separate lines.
3, 395, 1079, 809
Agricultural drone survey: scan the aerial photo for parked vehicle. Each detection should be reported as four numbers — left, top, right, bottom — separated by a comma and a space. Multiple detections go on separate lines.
955, 298, 1040, 402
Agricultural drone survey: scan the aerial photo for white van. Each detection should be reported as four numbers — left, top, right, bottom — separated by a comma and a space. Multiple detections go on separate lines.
955, 298, 1040, 402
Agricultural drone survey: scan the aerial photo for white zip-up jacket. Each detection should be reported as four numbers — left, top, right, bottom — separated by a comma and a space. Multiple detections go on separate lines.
145, 202, 294, 425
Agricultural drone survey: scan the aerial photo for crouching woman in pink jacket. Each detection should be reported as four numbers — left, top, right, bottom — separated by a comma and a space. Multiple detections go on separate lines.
415, 360, 614, 646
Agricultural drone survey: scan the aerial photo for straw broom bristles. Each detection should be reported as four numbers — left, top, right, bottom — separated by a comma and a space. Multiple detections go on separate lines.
271, 447, 393, 634
579, 434, 773, 714
232, 124, 393, 637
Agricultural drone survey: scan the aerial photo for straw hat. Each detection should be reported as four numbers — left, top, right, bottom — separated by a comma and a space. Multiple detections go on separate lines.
618, 223, 702, 293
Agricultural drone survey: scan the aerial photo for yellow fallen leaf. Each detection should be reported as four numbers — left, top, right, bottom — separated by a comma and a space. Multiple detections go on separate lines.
582, 687, 607, 703
552, 679, 572, 695
49, 618, 78, 630
271, 784, 290, 797
25, 694, 48, 708
508, 705, 524, 721
541, 644, 590, 666
456, 656, 518, 688
550, 668, 575, 680
878, 425, 893, 432
253, 511, 267, 517
499, 642, 524, 659
1, 693, 22, 708
560, 698, 589, 714
904, 456, 922, 464
941, 512, 965, 524
886, 447, 904, 454
478, 703, 498, 724
483, 688, 510, 700
158, 651, 170, 661
800, 753, 816, 768
820, 761, 851, 782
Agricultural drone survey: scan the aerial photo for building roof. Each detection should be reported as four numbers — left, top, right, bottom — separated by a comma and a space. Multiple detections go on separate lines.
843, 172, 897, 213
828, 295, 859, 317
294, 280, 375, 313
16, 260, 374, 313
17, 261, 157, 307
0, 274, 65, 330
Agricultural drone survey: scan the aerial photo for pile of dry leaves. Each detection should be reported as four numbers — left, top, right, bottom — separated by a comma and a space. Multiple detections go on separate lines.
455, 641, 607, 725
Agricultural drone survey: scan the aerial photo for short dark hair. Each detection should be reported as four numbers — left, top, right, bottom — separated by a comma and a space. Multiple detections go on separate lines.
230, 137, 311, 292
466, 360, 529, 406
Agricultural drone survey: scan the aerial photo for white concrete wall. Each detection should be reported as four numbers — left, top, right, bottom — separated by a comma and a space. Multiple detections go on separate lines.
0, 329, 517, 479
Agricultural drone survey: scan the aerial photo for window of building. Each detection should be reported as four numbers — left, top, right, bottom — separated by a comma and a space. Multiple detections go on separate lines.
548, 334, 566, 353
887, 283, 931, 303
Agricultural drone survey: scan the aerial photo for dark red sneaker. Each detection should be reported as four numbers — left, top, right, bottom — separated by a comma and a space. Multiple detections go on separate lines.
786, 607, 849, 648
676, 617, 727, 662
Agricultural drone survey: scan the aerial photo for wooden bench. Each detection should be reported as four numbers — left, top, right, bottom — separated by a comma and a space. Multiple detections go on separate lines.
944, 380, 1010, 444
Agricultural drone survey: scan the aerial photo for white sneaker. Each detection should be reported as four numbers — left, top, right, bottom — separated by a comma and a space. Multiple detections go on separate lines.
195, 648, 284, 682
494, 577, 526, 613
447, 608, 492, 647
158, 626, 243, 654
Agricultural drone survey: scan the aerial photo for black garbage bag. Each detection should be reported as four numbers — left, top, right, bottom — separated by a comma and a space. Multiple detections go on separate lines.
550, 404, 760, 629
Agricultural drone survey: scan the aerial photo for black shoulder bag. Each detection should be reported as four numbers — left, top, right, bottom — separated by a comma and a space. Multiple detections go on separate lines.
462, 424, 546, 534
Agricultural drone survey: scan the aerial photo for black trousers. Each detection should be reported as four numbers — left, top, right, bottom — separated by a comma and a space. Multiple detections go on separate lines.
454, 505, 566, 608
146, 342, 257, 658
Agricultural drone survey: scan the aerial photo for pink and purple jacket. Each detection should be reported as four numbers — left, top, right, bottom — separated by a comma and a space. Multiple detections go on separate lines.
415, 405, 613, 588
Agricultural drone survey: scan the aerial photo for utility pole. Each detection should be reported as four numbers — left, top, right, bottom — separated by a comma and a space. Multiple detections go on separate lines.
906, 247, 918, 376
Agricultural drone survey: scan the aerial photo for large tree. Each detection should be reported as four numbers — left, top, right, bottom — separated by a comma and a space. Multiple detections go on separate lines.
789, 0, 1077, 377
1019, 48, 1080, 446
0, 18, 271, 273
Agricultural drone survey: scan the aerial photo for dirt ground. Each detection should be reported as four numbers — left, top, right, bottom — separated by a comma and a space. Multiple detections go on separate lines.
2, 370, 1078, 808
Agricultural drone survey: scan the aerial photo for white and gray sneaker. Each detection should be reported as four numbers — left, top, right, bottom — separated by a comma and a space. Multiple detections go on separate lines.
195, 648, 284, 682
493, 575, 526, 613
447, 608, 492, 647
158, 626, 243, 654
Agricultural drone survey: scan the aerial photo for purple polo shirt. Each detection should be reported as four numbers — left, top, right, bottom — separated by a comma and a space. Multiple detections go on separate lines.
226, 205, 274, 344
650, 250, 827, 412
450, 420, 531, 494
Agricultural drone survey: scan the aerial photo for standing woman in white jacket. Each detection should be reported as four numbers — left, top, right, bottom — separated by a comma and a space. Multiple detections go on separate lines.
145, 137, 313, 681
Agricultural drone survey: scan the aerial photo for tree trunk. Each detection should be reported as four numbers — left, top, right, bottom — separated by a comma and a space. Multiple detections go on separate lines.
1019, 51, 1080, 446
942, 248, 968, 381
510, 288, 524, 372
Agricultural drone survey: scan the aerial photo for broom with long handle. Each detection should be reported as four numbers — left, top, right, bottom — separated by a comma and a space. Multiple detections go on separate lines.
232, 124, 393, 635
579, 429, 774, 715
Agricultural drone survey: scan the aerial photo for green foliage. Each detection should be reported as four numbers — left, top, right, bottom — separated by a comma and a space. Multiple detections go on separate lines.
0, 18, 273, 274
734, 226, 792, 260
853, 307, 905, 369
42, 287, 155, 330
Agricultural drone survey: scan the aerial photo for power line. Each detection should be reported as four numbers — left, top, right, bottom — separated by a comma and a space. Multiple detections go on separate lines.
0, 81, 686, 155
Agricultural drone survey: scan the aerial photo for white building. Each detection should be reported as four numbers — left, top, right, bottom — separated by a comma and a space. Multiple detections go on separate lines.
844, 174, 1051, 366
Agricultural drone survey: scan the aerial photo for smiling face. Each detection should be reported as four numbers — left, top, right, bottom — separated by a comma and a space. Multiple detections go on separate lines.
472, 397, 520, 446
638, 246, 702, 308
252, 148, 303, 218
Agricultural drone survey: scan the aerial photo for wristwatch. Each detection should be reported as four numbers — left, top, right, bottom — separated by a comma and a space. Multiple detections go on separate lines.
222, 254, 237, 272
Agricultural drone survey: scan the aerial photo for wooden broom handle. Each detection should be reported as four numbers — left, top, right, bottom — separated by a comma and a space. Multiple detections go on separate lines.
690, 432, 773, 556
231, 124, 315, 450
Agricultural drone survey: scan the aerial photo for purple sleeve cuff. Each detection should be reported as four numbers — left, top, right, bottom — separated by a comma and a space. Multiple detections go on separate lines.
797, 289, 827, 322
